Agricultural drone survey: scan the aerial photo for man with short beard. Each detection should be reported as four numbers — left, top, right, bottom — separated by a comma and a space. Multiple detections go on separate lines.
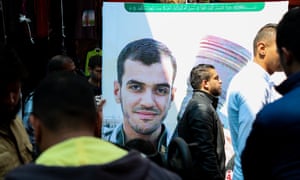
176, 64, 225, 180
0, 43, 33, 178
103, 38, 177, 165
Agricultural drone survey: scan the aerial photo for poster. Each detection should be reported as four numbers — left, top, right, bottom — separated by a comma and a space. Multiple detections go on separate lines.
102, 1, 288, 137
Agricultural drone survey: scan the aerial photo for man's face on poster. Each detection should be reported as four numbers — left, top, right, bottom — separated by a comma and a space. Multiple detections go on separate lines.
114, 58, 175, 135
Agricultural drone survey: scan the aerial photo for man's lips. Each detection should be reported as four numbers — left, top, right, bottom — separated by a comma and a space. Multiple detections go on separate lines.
135, 110, 158, 119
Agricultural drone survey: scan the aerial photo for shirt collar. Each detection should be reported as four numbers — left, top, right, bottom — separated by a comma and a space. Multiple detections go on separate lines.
193, 89, 219, 109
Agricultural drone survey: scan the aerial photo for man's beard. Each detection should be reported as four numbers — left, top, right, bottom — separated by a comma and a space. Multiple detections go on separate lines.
211, 88, 221, 97
1, 100, 21, 125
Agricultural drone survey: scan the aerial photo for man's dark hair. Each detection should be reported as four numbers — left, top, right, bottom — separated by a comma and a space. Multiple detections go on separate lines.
277, 7, 300, 62
190, 64, 215, 90
117, 38, 177, 85
32, 72, 97, 131
47, 55, 74, 74
0, 43, 27, 85
253, 23, 277, 56
88, 55, 102, 69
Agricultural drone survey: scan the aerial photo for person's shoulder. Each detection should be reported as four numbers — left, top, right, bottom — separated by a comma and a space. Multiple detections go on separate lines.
147, 162, 182, 180
4, 163, 37, 179
14, 115, 25, 125
5, 153, 181, 180
12, 116, 29, 134
254, 98, 284, 127
189, 94, 211, 108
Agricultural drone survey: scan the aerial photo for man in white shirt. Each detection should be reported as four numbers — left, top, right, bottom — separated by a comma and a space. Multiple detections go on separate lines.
226, 23, 283, 180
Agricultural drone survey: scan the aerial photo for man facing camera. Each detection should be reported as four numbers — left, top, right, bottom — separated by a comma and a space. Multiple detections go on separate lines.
104, 38, 177, 163
0, 43, 32, 178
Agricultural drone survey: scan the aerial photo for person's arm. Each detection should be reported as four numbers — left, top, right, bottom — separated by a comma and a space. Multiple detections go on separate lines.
235, 87, 269, 160
235, 101, 256, 162
190, 104, 224, 179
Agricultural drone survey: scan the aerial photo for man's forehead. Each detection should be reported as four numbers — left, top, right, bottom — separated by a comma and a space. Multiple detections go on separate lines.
122, 59, 174, 84
124, 58, 175, 75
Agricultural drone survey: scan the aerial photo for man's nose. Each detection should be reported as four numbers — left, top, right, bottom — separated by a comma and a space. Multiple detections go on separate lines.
140, 89, 155, 107
7, 93, 18, 105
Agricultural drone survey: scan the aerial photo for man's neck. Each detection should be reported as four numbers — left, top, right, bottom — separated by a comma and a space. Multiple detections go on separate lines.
88, 78, 100, 87
0, 117, 14, 131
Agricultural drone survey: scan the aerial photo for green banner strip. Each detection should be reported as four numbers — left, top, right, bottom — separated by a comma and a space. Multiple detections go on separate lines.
124, 2, 265, 12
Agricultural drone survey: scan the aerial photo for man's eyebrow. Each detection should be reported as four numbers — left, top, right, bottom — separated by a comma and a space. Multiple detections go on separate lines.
126, 80, 171, 88
156, 83, 171, 88
126, 80, 144, 86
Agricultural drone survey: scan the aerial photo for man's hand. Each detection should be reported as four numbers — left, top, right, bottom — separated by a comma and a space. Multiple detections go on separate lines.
95, 98, 106, 137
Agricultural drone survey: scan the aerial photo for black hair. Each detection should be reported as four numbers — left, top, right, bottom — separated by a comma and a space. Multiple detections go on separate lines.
47, 55, 74, 74
190, 64, 215, 90
32, 72, 97, 131
88, 54, 102, 69
0, 43, 27, 85
277, 7, 300, 62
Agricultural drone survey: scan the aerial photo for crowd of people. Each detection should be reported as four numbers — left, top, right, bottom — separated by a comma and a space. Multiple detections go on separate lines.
1, 6, 300, 180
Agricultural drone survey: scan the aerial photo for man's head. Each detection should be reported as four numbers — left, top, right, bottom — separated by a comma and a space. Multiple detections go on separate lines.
114, 38, 177, 138
30, 72, 98, 151
190, 64, 222, 97
116, 38, 177, 85
0, 43, 27, 125
88, 55, 102, 84
276, 7, 300, 77
47, 55, 76, 74
253, 23, 282, 75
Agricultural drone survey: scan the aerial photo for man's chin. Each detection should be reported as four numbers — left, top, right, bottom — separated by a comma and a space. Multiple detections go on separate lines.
3, 114, 17, 124
135, 125, 160, 136
1, 101, 21, 125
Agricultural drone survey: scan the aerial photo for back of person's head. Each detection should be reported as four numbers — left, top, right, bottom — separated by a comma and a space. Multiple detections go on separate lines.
253, 23, 277, 56
117, 38, 177, 84
88, 55, 102, 69
277, 7, 300, 63
47, 55, 75, 74
125, 138, 165, 167
0, 43, 27, 85
190, 64, 215, 90
32, 72, 97, 133
125, 139, 157, 155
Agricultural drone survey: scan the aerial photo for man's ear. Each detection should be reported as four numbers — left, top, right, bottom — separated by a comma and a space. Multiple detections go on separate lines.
114, 80, 121, 104
30, 114, 41, 146
257, 41, 266, 57
201, 79, 209, 90
171, 87, 176, 101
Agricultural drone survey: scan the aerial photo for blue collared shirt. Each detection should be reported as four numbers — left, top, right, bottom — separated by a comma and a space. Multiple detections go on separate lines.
226, 61, 279, 180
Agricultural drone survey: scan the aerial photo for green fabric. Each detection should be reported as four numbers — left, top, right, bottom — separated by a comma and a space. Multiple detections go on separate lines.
85, 49, 102, 76
36, 136, 128, 166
